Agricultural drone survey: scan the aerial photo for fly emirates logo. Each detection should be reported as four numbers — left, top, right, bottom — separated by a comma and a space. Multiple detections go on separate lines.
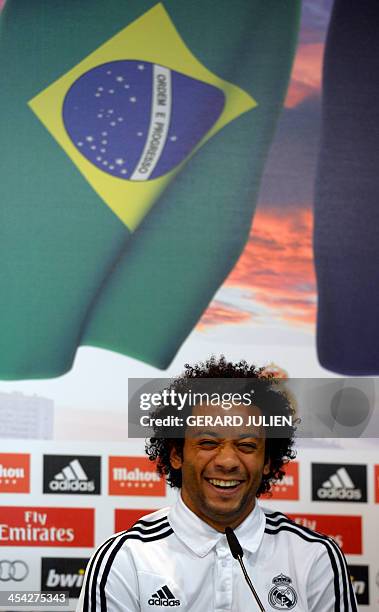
0, 507, 94, 547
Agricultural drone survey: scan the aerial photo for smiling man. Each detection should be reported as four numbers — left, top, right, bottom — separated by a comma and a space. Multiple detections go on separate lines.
169, 401, 272, 534
78, 357, 357, 611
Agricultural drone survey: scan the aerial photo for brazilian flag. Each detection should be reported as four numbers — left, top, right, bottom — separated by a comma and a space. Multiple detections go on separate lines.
0, 0, 300, 379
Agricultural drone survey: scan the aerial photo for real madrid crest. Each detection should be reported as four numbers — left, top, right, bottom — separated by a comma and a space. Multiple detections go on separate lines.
268, 574, 298, 610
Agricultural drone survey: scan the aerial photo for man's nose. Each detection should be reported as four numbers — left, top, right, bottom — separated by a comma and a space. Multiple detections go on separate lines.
213, 443, 241, 471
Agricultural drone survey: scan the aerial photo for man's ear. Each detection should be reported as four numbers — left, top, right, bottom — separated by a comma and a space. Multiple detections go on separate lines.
263, 458, 271, 476
170, 445, 183, 470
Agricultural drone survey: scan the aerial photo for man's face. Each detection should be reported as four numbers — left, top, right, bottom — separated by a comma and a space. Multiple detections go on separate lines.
170, 403, 270, 532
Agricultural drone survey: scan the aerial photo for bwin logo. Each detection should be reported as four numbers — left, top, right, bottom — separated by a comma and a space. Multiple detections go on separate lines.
352, 581, 366, 596
148, 585, 180, 606
317, 467, 361, 501
49, 459, 95, 493
46, 567, 85, 589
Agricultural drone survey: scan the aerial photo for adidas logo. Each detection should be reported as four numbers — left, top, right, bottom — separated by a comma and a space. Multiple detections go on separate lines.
317, 467, 361, 500
148, 585, 180, 607
49, 459, 95, 492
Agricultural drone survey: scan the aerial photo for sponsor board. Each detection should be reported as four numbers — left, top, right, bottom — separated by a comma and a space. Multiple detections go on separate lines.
348, 565, 369, 606
262, 462, 299, 501
43, 455, 101, 494
109, 456, 165, 496
41, 557, 89, 599
312, 463, 367, 502
288, 514, 362, 554
375, 465, 379, 503
115, 508, 156, 532
0, 454, 30, 493
0, 507, 94, 547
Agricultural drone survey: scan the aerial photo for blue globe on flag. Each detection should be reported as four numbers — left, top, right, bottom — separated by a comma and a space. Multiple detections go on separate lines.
63, 60, 225, 181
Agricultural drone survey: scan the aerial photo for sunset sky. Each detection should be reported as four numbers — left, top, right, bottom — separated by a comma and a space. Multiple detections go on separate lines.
198, 0, 332, 338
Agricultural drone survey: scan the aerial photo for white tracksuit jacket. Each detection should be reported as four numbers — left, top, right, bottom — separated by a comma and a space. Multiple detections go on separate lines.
77, 496, 357, 612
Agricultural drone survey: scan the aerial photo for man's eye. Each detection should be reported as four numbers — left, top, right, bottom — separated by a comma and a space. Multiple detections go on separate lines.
199, 440, 218, 448
237, 443, 257, 451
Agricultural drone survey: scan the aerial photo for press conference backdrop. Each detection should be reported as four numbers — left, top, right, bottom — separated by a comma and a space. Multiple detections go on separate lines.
0, 440, 378, 611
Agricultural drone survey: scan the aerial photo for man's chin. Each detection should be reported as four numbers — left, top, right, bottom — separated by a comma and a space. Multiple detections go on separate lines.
202, 500, 243, 524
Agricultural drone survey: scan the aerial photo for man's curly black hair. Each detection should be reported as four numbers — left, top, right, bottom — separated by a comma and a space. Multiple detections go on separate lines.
145, 356, 297, 497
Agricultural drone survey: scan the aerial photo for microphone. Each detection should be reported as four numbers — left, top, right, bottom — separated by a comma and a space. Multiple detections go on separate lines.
225, 527, 266, 612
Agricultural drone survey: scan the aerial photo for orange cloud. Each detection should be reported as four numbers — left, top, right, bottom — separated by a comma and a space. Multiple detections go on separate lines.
197, 301, 251, 330
199, 207, 316, 330
285, 43, 324, 107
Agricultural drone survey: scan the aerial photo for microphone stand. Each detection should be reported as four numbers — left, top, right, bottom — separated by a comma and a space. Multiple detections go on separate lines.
225, 526, 266, 612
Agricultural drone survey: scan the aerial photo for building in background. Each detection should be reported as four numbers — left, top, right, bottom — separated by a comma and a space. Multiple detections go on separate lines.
0, 391, 54, 439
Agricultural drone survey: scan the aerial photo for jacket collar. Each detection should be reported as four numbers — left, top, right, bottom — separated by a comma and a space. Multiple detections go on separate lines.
168, 493, 266, 558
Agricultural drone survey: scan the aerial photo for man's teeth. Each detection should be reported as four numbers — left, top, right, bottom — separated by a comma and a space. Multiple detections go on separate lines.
208, 479, 240, 488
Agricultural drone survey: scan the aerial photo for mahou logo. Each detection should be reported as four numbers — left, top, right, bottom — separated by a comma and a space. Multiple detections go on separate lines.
0, 507, 94, 547
115, 508, 156, 532
0, 454, 30, 493
109, 457, 165, 496
262, 462, 299, 501
288, 513, 362, 554
43, 455, 101, 495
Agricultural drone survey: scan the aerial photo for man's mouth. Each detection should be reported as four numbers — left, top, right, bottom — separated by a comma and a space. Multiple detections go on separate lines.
205, 478, 243, 490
